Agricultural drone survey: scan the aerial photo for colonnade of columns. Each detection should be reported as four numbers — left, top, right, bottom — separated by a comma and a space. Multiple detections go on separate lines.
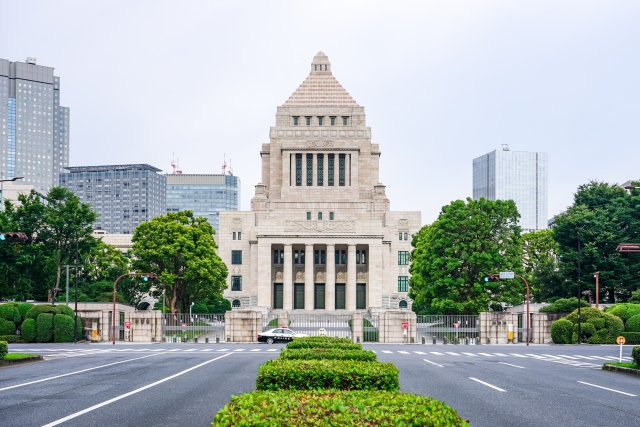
285, 153, 352, 187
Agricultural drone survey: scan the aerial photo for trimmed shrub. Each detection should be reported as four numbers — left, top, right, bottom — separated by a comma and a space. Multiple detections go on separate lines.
576, 322, 596, 337
606, 303, 640, 322
0, 304, 21, 324
279, 348, 377, 362
632, 346, 640, 367
603, 313, 624, 341
286, 338, 362, 350
26, 305, 61, 320
256, 359, 399, 391
0, 318, 16, 336
0, 341, 7, 359
21, 318, 36, 343
0, 335, 19, 343
565, 307, 603, 324
54, 314, 74, 342
550, 319, 573, 344
587, 329, 610, 344
36, 313, 54, 343
625, 314, 640, 333
589, 317, 606, 330
17, 303, 34, 322
212, 391, 470, 427
621, 332, 640, 345
57, 305, 76, 318
539, 297, 589, 313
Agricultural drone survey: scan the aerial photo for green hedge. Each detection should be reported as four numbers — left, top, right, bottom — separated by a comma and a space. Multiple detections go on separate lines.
606, 303, 640, 322
0, 304, 21, 324
212, 391, 470, 427
621, 332, 640, 345
26, 305, 61, 320
539, 297, 589, 313
286, 338, 362, 351
36, 313, 54, 343
0, 335, 19, 343
632, 346, 640, 367
551, 308, 624, 344
550, 319, 572, 344
256, 359, 399, 391
57, 305, 76, 318
54, 314, 75, 342
0, 341, 7, 359
17, 303, 34, 321
21, 318, 36, 343
626, 315, 640, 333
0, 318, 16, 336
279, 348, 377, 362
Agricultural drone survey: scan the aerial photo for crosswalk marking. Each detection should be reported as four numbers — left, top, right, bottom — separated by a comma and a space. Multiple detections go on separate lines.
558, 355, 579, 359
493, 353, 508, 356
461, 352, 476, 356
430, 351, 444, 355
478, 353, 493, 357
445, 352, 460, 356
382, 350, 393, 353
413, 351, 426, 355
397, 351, 410, 354
509, 354, 527, 358
250, 349, 261, 352
267, 349, 277, 352
233, 349, 245, 352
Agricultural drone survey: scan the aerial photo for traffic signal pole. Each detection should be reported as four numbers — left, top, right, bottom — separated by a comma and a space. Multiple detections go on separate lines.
486, 273, 530, 346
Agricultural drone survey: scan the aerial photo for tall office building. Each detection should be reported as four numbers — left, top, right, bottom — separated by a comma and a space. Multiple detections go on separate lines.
166, 174, 240, 232
0, 57, 70, 191
60, 164, 166, 234
473, 147, 548, 232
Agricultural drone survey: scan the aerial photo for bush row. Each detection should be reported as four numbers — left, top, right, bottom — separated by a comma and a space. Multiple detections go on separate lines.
285, 338, 362, 350
212, 390, 469, 427
621, 332, 640, 345
632, 347, 640, 367
0, 335, 19, 343
279, 348, 377, 362
0, 340, 7, 359
550, 307, 624, 344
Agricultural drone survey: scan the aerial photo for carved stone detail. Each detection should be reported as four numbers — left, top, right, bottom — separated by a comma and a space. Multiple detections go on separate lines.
336, 268, 347, 281
307, 140, 334, 148
398, 219, 409, 227
295, 268, 305, 281
356, 269, 367, 280
231, 218, 243, 228
399, 266, 408, 276
232, 266, 241, 275
374, 183, 386, 197
275, 268, 283, 280
285, 220, 355, 233
254, 183, 267, 197
315, 268, 325, 281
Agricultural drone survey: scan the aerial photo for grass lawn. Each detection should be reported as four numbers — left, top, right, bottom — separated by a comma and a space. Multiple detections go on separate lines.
604, 361, 640, 370
4, 353, 38, 360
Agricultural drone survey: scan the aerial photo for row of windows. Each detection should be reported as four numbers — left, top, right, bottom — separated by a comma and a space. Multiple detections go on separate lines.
272, 249, 367, 265
293, 116, 348, 126
232, 231, 242, 240
295, 153, 345, 187
272, 283, 366, 310
307, 212, 334, 220
399, 232, 409, 241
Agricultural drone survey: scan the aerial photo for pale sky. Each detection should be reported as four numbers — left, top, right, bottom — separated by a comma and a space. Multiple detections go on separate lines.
2, 1, 639, 225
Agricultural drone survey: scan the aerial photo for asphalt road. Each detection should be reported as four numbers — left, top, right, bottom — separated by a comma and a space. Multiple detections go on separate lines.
1, 342, 638, 427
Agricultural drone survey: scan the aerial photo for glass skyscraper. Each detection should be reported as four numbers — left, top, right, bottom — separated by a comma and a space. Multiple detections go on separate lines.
166, 174, 240, 232
0, 58, 70, 191
60, 164, 166, 234
473, 148, 548, 232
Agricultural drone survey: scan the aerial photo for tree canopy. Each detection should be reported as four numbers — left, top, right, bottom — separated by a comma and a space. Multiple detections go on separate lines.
409, 197, 523, 314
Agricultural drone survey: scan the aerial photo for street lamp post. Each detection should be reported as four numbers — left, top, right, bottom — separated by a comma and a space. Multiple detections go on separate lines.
112, 273, 157, 345
577, 222, 589, 345
594, 272, 599, 308
73, 225, 79, 344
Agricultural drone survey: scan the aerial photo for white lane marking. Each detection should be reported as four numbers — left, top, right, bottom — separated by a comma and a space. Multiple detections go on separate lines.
250, 349, 261, 352
184, 349, 197, 352
413, 351, 426, 355
478, 353, 493, 357
398, 351, 410, 354
267, 349, 277, 352
557, 355, 579, 359
216, 349, 230, 352
423, 359, 444, 367
0, 353, 164, 392
382, 351, 393, 354
540, 354, 561, 359
41, 353, 232, 427
509, 354, 527, 358
577, 381, 637, 397
445, 352, 460, 356
430, 352, 444, 355
233, 349, 245, 352
167, 349, 180, 352
469, 377, 506, 392
572, 355, 596, 360
200, 349, 214, 352
461, 352, 476, 357
498, 362, 524, 369
493, 353, 508, 356
590, 356, 614, 360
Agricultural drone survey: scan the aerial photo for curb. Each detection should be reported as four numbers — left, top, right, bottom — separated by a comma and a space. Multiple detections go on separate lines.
602, 364, 640, 377
0, 355, 44, 367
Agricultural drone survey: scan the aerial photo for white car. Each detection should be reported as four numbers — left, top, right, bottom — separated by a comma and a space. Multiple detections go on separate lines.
257, 328, 309, 344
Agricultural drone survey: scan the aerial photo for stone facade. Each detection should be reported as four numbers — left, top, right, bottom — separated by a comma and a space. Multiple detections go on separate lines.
218, 53, 421, 312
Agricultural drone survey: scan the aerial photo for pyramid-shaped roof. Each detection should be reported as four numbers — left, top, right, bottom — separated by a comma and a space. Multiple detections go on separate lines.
282, 52, 360, 107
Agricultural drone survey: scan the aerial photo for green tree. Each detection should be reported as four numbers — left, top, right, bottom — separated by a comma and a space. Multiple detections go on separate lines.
552, 181, 640, 303
409, 198, 523, 314
522, 229, 559, 302
130, 211, 228, 313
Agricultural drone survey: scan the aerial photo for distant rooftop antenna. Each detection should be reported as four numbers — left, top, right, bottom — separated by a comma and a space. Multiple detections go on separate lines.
171, 153, 182, 174
502, 144, 510, 151
228, 158, 233, 175
222, 154, 227, 175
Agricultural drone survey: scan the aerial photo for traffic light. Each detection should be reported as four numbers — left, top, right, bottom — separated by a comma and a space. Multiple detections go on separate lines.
484, 274, 500, 282
0, 232, 28, 242
143, 273, 159, 282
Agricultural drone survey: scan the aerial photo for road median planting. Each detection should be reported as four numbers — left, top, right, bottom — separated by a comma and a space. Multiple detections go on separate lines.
279, 348, 377, 361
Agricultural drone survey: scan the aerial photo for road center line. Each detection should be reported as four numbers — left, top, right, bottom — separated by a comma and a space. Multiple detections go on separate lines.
0, 353, 165, 392
469, 377, 506, 392
577, 381, 637, 397
41, 353, 232, 427
423, 358, 444, 367
498, 362, 524, 369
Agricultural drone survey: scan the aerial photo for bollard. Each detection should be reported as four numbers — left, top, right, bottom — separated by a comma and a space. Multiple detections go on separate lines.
194, 338, 198, 344
433, 336, 436, 345
411, 337, 414, 344
227, 335, 231, 342
356, 336, 360, 343
486, 337, 491, 344
205, 337, 209, 344
443, 338, 448, 345
216, 337, 220, 343
422, 336, 426, 345
465, 338, 469, 345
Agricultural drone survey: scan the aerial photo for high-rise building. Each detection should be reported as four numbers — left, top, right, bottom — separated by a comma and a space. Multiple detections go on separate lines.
166, 174, 240, 232
473, 147, 548, 232
60, 164, 166, 234
217, 52, 421, 311
0, 57, 70, 192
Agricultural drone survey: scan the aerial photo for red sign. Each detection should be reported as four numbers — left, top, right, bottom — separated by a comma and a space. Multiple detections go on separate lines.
402, 322, 409, 329
124, 322, 131, 330
453, 322, 460, 328
181, 323, 187, 327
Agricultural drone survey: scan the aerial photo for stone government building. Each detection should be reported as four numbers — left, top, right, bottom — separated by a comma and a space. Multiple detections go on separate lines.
218, 52, 420, 313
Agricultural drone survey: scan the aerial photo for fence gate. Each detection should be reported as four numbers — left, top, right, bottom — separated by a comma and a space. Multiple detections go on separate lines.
517, 313, 533, 344
288, 313, 352, 338
363, 314, 379, 342
417, 315, 480, 344
262, 313, 279, 331
162, 313, 225, 343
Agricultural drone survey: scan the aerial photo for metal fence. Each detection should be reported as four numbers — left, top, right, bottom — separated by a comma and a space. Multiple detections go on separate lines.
417, 315, 480, 344
262, 314, 279, 331
162, 313, 225, 343
288, 313, 352, 338
363, 314, 379, 342
517, 313, 533, 343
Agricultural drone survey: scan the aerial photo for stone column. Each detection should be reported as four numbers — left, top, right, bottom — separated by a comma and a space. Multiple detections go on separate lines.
346, 244, 357, 311
283, 244, 293, 310
368, 243, 382, 308
305, 244, 314, 310
326, 244, 336, 310
257, 241, 272, 307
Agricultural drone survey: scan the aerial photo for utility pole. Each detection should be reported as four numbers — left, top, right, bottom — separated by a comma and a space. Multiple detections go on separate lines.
594, 271, 599, 309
